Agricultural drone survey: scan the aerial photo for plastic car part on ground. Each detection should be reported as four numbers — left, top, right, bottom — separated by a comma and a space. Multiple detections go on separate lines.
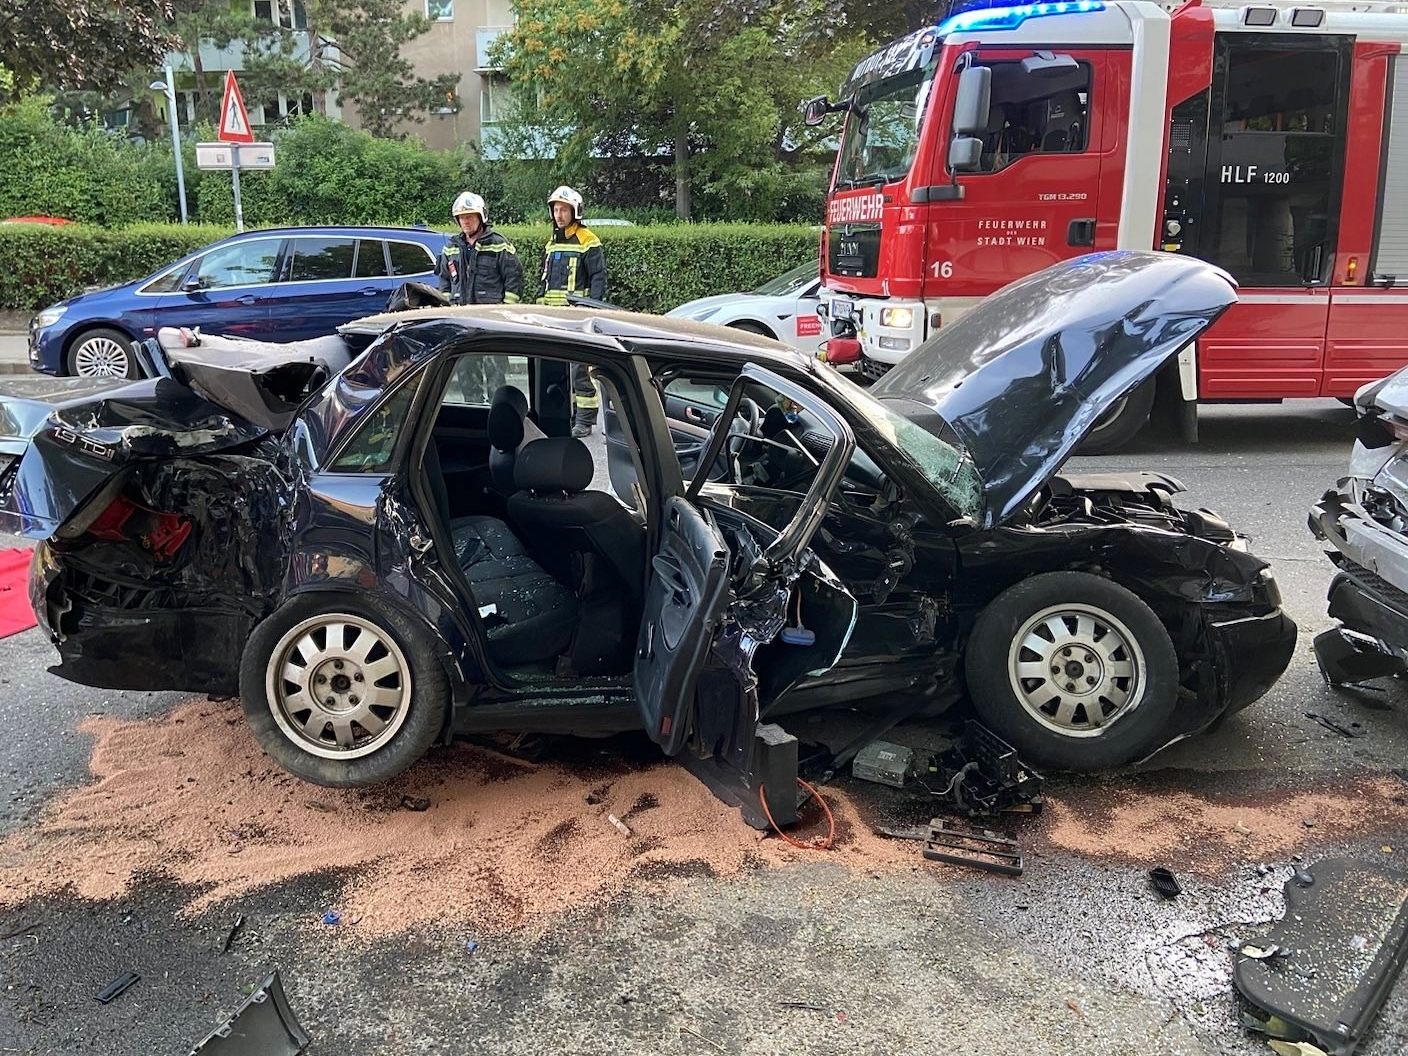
1235, 858, 1408, 1056
188, 970, 310, 1055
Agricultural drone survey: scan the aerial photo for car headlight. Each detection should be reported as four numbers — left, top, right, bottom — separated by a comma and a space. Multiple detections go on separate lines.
879, 307, 913, 329
34, 306, 67, 328
692, 307, 721, 322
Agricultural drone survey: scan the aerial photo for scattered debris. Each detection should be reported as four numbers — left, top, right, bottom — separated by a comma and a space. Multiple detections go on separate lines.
606, 814, 632, 839
400, 796, 431, 813
849, 723, 1044, 818
320, 910, 341, 927
1239, 943, 1291, 961
1148, 867, 1182, 900
465, 939, 478, 954
777, 1001, 827, 1012
304, 801, 334, 814
923, 819, 1023, 876
1236, 859, 1408, 1056
189, 970, 310, 1054
1064, 997, 1085, 1019
1383, 846, 1394, 855
1234, 820, 1253, 835
221, 914, 245, 953
95, 971, 140, 1004
679, 1024, 725, 1051
1305, 712, 1365, 739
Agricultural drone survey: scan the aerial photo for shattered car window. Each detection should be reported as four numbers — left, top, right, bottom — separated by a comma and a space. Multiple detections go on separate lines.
329, 374, 422, 472
825, 371, 982, 518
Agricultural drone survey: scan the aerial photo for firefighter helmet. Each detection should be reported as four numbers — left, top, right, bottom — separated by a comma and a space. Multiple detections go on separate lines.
547, 185, 584, 222
451, 191, 487, 221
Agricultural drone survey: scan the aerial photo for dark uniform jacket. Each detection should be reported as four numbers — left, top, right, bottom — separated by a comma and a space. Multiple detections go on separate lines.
436, 228, 523, 305
538, 223, 606, 304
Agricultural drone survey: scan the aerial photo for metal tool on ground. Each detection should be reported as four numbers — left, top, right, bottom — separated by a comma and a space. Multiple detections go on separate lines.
95, 971, 140, 1004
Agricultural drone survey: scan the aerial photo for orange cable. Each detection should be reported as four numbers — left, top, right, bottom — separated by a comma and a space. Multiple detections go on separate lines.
757, 778, 836, 851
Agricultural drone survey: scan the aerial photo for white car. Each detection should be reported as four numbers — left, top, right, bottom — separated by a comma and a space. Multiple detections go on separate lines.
666, 261, 825, 355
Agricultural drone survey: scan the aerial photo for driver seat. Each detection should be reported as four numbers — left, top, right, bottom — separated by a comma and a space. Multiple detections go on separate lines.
507, 437, 645, 673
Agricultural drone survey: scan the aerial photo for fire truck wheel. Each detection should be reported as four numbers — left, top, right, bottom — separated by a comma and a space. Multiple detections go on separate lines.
1078, 381, 1155, 455
964, 571, 1180, 770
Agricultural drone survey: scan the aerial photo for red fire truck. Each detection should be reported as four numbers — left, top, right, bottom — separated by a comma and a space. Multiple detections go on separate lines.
808, 0, 1408, 450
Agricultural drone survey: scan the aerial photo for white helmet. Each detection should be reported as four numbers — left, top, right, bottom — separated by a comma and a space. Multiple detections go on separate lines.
547, 185, 584, 221
451, 191, 487, 221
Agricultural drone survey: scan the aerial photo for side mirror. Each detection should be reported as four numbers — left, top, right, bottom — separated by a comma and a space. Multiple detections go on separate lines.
952, 66, 992, 136
182, 275, 203, 292
949, 136, 983, 172
802, 95, 832, 127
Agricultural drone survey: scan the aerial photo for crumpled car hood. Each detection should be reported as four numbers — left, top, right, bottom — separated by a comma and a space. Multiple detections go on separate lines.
871, 251, 1236, 527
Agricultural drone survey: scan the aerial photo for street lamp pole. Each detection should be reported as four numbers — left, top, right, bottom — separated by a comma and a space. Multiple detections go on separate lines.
152, 67, 189, 224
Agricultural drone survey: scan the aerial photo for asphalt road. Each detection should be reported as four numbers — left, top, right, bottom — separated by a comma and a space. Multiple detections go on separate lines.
1, 395, 1406, 1056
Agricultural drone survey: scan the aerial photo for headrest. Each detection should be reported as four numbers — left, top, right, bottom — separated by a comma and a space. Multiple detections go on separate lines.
514, 437, 593, 494
762, 404, 792, 440
487, 385, 529, 452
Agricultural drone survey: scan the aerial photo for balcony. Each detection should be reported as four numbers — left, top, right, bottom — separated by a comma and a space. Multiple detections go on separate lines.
476, 27, 510, 72
165, 32, 317, 74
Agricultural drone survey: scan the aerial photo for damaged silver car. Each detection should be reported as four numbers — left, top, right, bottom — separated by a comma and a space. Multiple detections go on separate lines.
0, 252, 1295, 815
1311, 367, 1408, 683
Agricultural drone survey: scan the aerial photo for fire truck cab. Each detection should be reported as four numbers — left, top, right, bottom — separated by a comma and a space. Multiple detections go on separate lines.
812, 0, 1408, 450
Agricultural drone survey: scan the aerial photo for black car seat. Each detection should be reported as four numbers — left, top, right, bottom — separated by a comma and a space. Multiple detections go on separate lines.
507, 437, 646, 674
421, 437, 577, 668
486, 384, 544, 497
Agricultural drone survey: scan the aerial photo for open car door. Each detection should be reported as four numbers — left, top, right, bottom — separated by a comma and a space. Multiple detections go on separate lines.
634, 365, 858, 827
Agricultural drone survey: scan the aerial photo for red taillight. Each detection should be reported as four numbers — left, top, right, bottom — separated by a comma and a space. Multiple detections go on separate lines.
823, 338, 862, 365
87, 495, 192, 559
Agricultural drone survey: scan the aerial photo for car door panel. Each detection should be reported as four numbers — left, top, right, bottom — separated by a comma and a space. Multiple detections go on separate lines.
635, 365, 858, 761
155, 236, 285, 339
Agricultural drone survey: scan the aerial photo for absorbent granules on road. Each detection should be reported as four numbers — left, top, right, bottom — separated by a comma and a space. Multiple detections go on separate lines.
0, 700, 912, 936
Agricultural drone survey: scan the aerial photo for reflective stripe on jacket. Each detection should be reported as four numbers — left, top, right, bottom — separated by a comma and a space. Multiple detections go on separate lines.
538, 223, 606, 305
436, 228, 523, 305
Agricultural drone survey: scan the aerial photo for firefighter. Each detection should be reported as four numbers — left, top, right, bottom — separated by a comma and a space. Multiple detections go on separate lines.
436, 191, 522, 400
538, 185, 607, 437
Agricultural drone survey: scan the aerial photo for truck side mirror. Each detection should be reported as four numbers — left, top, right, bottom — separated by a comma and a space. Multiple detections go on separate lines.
802, 96, 832, 127
949, 137, 983, 172
951, 66, 992, 136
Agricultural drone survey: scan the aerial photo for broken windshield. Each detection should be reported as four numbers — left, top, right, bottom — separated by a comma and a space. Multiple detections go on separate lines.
818, 366, 981, 519
835, 64, 937, 189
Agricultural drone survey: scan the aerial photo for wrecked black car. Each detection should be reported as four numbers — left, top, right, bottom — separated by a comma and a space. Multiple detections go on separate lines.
0, 251, 1295, 805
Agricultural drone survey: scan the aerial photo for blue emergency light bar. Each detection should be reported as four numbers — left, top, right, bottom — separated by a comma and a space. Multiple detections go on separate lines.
939, 1, 1106, 35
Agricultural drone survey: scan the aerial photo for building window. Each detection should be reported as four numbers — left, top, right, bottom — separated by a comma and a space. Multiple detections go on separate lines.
481, 76, 505, 124
253, 0, 307, 29
428, 0, 454, 21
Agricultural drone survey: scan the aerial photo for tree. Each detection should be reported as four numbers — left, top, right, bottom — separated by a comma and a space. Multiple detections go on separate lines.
243, 0, 459, 136
498, 0, 862, 219
0, 0, 178, 99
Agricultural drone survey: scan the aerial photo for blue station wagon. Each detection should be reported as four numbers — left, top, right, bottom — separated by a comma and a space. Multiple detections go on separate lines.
28, 225, 448, 379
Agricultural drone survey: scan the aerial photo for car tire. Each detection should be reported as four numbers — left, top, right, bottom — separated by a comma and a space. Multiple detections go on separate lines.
964, 571, 1180, 770
727, 320, 775, 339
66, 327, 139, 379
1077, 380, 1155, 455
239, 592, 450, 787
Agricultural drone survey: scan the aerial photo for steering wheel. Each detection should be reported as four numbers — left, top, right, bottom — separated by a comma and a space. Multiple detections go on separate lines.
699, 396, 764, 483
735, 396, 762, 437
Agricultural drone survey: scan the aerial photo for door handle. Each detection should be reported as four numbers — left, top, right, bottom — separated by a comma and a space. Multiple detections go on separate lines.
1067, 219, 1096, 247
237, 295, 257, 305
409, 533, 433, 554
360, 286, 380, 296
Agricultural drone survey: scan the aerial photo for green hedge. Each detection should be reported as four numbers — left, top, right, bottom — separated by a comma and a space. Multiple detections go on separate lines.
0, 222, 818, 313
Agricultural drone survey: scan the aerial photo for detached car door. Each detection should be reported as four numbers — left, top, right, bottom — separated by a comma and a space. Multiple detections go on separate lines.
635, 365, 858, 771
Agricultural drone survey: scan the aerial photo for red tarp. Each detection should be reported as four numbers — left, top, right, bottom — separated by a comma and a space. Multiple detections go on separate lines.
0, 548, 36, 639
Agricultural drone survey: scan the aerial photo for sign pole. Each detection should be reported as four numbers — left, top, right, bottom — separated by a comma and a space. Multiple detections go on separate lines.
165, 66, 189, 225
231, 149, 244, 233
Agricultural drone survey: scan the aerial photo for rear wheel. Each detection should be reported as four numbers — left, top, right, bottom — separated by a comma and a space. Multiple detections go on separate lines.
1078, 380, 1155, 455
67, 327, 138, 379
239, 593, 449, 786
964, 571, 1180, 770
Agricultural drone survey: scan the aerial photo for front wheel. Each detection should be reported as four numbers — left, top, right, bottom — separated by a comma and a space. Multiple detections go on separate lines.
239, 593, 449, 787
964, 571, 1180, 770
67, 327, 139, 379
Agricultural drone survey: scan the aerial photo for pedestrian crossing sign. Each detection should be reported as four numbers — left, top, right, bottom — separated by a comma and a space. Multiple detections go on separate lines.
218, 71, 254, 144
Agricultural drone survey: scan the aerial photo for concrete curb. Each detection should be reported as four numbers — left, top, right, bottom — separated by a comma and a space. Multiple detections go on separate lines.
0, 363, 33, 375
